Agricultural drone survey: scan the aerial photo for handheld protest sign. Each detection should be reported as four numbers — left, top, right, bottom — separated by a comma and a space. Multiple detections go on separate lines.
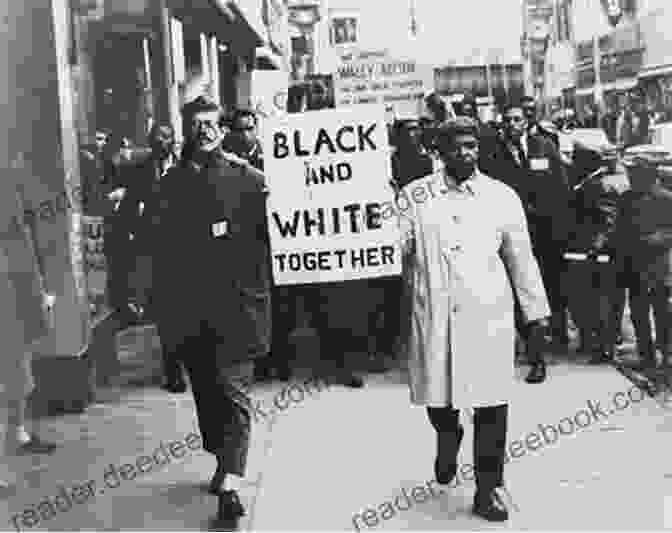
262, 105, 401, 285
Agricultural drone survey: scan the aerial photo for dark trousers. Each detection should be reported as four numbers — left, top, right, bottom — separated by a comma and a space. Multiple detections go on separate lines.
427, 404, 508, 490
616, 261, 672, 358
156, 318, 186, 385
537, 248, 569, 338
178, 321, 253, 476
257, 286, 297, 376
104, 217, 132, 313
373, 277, 403, 355
565, 259, 619, 350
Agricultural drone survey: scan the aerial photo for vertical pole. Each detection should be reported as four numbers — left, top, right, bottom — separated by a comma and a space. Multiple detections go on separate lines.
150, 0, 181, 143
200, 32, 210, 84
209, 36, 220, 104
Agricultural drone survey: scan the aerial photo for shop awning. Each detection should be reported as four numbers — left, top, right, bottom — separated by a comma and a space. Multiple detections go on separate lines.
168, 0, 264, 55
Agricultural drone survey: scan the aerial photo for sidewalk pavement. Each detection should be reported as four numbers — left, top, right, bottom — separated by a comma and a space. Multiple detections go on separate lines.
0, 325, 291, 531
2, 322, 672, 530
250, 360, 672, 531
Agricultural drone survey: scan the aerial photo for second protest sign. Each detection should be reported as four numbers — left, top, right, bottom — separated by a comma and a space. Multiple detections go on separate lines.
263, 105, 401, 285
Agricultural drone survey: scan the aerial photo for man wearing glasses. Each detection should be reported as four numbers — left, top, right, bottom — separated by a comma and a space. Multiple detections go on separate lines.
487, 104, 573, 383
153, 96, 270, 527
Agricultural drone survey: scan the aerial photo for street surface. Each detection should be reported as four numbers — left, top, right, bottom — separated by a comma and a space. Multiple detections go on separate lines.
0, 324, 671, 531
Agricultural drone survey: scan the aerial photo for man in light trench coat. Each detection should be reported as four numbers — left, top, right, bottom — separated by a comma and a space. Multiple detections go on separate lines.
399, 117, 551, 522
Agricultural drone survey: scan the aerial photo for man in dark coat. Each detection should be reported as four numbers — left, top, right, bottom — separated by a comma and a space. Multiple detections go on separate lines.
614, 151, 672, 368
565, 141, 628, 364
391, 118, 434, 188
521, 96, 560, 149
485, 104, 573, 383
224, 108, 293, 383
154, 96, 271, 525
117, 123, 185, 392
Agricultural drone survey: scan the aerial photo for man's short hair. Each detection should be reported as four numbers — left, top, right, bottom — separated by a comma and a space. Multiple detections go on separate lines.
435, 117, 480, 143
503, 103, 524, 115
231, 108, 258, 127
181, 95, 227, 127
520, 96, 536, 106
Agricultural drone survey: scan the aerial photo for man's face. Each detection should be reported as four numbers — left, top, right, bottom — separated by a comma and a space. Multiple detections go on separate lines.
189, 110, 224, 153
522, 102, 537, 123
95, 132, 108, 151
504, 108, 527, 140
437, 133, 479, 179
150, 126, 175, 159
232, 115, 257, 152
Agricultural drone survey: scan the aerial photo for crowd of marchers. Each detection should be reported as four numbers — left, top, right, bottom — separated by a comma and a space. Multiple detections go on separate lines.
7, 83, 671, 528
390, 92, 672, 377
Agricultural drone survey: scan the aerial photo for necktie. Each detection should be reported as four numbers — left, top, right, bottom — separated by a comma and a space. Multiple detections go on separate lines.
514, 140, 527, 168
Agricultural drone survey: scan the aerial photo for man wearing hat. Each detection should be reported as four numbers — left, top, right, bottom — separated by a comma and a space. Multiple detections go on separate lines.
614, 148, 672, 367
152, 95, 270, 525
400, 116, 550, 521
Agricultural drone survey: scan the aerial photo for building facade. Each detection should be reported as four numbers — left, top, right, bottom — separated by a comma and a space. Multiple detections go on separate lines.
1, 0, 291, 404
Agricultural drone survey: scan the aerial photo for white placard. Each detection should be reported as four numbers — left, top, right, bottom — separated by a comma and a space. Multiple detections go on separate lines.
263, 105, 401, 285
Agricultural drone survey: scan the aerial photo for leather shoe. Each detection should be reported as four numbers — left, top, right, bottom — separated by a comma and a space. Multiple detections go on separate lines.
434, 426, 464, 485
525, 361, 546, 384
344, 374, 364, 388
214, 490, 245, 530
473, 488, 510, 522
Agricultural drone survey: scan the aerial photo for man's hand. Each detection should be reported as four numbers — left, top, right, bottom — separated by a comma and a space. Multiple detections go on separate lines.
527, 318, 551, 356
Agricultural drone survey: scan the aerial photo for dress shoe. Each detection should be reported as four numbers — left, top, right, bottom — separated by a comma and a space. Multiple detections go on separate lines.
253, 363, 272, 383
214, 490, 246, 529
525, 361, 546, 384
434, 426, 464, 485
161, 380, 187, 394
473, 488, 510, 522
346, 374, 364, 388
275, 367, 291, 382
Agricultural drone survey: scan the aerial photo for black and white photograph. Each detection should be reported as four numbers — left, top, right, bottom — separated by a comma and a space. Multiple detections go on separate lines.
3, 0, 672, 531
331, 16, 358, 45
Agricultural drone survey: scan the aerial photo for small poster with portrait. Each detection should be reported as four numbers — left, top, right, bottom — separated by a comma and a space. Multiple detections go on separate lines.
331, 16, 358, 46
